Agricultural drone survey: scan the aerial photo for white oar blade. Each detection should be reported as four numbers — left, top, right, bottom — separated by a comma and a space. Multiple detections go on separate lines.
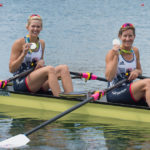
0, 134, 30, 149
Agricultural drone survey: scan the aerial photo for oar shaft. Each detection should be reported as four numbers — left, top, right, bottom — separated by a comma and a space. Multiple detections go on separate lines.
25, 97, 93, 136
70, 71, 81, 76
7, 68, 34, 82
0, 77, 128, 149
96, 76, 108, 82
105, 78, 128, 93
25, 79, 128, 136
70, 71, 150, 81
138, 75, 149, 79
91, 78, 128, 100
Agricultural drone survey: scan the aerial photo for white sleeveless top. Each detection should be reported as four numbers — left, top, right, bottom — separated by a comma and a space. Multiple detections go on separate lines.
23, 43, 42, 64
13, 41, 42, 75
108, 50, 136, 87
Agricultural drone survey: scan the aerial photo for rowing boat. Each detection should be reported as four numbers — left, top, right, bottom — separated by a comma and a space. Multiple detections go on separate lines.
0, 86, 150, 124
0, 85, 150, 149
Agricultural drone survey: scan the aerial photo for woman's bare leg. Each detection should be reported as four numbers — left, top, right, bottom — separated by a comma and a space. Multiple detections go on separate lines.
41, 80, 49, 91
26, 66, 61, 96
55, 65, 73, 93
131, 79, 150, 106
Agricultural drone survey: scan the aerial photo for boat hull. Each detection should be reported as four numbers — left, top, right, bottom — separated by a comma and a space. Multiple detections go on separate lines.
0, 91, 150, 123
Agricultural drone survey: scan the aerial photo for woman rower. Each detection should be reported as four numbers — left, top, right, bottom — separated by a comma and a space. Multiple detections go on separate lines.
105, 23, 150, 106
9, 14, 73, 97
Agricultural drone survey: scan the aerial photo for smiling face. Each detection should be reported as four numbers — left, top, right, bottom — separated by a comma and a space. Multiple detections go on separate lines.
118, 23, 135, 50
119, 29, 135, 49
26, 20, 42, 38
26, 15, 43, 38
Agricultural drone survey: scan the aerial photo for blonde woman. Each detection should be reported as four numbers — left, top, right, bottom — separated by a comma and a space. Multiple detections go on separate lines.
105, 23, 150, 106
9, 14, 73, 96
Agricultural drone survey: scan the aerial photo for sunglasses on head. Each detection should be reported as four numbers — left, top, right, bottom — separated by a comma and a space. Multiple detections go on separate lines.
121, 23, 134, 28
29, 14, 41, 18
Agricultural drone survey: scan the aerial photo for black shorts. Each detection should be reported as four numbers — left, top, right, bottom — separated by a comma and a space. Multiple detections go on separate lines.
13, 76, 53, 95
13, 76, 31, 92
106, 83, 147, 106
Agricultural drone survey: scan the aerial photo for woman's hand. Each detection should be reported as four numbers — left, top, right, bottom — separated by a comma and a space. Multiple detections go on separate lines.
128, 70, 139, 81
22, 43, 32, 56
112, 39, 120, 55
35, 59, 45, 70
113, 43, 120, 51
105, 39, 120, 81
112, 44, 120, 55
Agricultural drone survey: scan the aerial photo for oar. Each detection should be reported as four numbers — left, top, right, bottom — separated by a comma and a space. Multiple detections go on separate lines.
8, 68, 34, 82
70, 71, 149, 81
0, 68, 34, 89
138, 75, 149, 79
0, 78, 128, 149
70, 71, 108, 82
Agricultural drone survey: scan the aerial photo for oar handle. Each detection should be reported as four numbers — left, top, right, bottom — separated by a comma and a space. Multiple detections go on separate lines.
70, 71, 108, 82
25, 97, 94, 136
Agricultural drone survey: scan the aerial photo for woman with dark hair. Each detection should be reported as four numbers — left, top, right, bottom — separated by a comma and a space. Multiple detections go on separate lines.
105, 23, 150, 106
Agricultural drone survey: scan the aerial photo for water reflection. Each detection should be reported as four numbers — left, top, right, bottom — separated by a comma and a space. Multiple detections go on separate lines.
1, 114, 150, 150
0, 118, 13, 140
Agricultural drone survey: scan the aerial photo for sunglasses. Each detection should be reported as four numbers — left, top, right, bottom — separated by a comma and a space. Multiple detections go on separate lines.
121, 23, 134, 28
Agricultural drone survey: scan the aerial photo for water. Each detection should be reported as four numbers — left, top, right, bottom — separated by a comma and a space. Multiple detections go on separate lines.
1, 111, 150, 150
1, 0, 150, 149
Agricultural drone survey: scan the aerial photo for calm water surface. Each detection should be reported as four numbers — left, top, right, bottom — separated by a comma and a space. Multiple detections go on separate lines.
1, 111, 150, 150
1, 0, 150, 149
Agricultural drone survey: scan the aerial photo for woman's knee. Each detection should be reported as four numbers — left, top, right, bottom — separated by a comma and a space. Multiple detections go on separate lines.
144, 79, 150, 90
56, 64, 69, 72
61, 64, 69, 71
45, 66, 55, 74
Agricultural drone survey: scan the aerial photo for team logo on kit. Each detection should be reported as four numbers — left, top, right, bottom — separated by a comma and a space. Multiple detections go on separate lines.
119, 61, 124, 65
